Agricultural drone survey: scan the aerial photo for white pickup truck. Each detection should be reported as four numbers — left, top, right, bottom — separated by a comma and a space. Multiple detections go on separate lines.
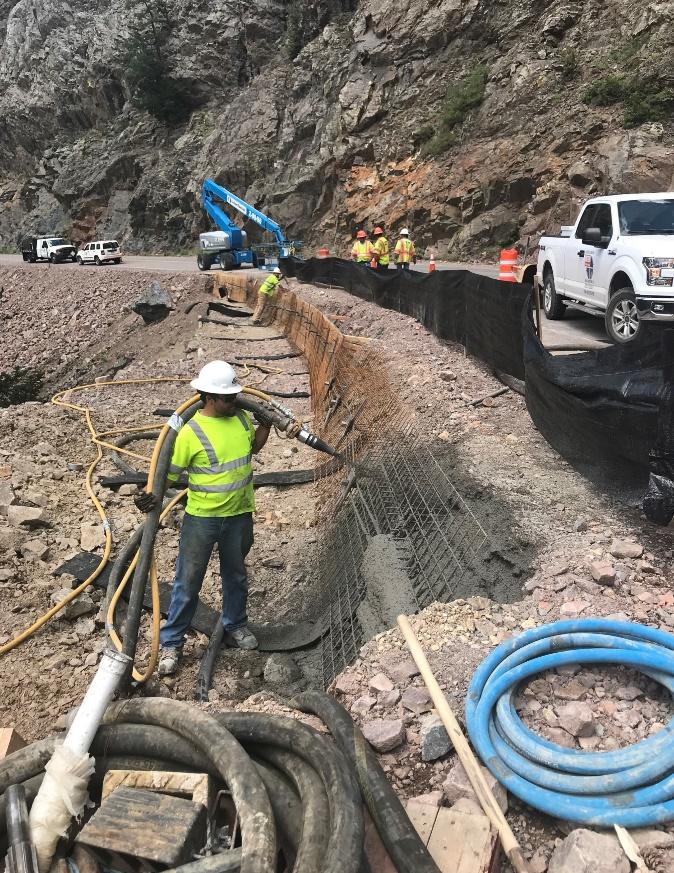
537, 193, 674, 343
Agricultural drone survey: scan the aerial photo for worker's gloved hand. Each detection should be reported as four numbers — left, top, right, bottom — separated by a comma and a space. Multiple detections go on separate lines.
286, 420, 302, 439
134, 491, 159, 513
254, 412, 273, 429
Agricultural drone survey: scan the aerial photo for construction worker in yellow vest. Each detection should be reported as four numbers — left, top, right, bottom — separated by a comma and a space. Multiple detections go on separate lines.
135, 360, 298, 676
351, 229, 374, 264
251, 267, 282, 324
372, 227, 390, 273
394, 228, 416, 271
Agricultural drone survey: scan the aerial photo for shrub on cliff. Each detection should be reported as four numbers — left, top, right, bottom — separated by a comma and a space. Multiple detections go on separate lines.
124, 0, 193, 124
421, 65, 488, 157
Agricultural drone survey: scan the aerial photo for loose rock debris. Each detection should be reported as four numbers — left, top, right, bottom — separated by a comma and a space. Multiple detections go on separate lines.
1, 267, 674, 871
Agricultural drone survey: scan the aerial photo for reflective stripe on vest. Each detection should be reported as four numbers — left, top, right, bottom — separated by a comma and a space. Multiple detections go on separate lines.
189, 472, 254, 493
396, 238, 414, 262
352, 241, 371, 262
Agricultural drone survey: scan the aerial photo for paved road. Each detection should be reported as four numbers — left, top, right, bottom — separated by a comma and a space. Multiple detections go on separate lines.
0, 253, 609, 351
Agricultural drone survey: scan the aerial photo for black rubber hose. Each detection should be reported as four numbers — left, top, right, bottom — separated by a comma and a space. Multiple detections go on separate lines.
104, 700, 276, 873
196, 618, 224, 702
166, 851, 242, 873
250, 746, 329, 873
111, 432, 160, 477
293, 691, 441, 873
214, 713, 363, 873
253, 760, 300, 869
121, 402, 200, 682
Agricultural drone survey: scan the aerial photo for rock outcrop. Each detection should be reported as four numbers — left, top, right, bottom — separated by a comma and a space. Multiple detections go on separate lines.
1, 0, 673, 257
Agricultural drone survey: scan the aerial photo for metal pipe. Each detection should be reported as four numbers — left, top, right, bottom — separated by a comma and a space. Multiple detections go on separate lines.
5, 785, 37, 873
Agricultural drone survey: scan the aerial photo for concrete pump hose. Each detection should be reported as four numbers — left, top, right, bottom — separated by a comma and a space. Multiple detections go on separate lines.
293, 691, 441, 873
104, 700, 276, 872
466, 618, 674, 827
0, 706, 366, 873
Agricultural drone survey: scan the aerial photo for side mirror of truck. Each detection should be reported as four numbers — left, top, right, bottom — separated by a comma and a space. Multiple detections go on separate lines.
582, 227, 602, 245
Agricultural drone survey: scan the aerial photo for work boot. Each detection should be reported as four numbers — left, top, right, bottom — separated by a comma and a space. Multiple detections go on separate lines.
158, 647, 181, 676
224, 626, 258, 650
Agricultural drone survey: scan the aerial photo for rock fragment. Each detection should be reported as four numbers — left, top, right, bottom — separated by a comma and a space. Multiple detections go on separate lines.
401, 686, 432, 715
548, 829, 630, 873
369, 672, 394, 693
8, 505, 46, 528
590, 561, 616, 586
132, 281, 174, 324
609, 539, 643, 559
263, 654, 302, 684
362, 719, 406, 753
442, 760, 507, 813
557, 702, 595, 738
420, 713, 452, 761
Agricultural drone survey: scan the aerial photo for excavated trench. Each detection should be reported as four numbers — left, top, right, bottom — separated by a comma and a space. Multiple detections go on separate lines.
210, 273, 535, 690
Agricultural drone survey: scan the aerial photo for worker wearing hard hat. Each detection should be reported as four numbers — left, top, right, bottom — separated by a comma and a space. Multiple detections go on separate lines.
394, 228, 416, 271
251, 267, 283, 325
351, 229, 374, 264
371, 227, 390, 273
135, 360, 293, 676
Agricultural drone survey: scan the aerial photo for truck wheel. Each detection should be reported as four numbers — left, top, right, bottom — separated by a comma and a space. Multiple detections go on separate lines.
197, 254, 212, 271
605, 288, 641, 344
542, 270, 566, 320
94, 256, 101, 266
77, 256, 83, 265
49, 253, 55, 263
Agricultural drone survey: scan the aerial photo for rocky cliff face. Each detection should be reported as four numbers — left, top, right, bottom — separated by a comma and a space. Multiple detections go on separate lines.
1, 0, 673, 258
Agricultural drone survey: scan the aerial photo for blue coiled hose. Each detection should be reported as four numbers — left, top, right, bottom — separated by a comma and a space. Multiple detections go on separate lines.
465, 618, 674, 826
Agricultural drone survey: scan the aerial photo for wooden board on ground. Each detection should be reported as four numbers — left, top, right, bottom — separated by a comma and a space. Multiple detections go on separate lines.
406, 800, 501, 873
102, 770, 213, 810
77, 786, 207, 870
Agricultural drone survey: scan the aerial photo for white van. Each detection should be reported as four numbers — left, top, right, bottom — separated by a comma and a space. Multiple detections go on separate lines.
76, 240, 122, 266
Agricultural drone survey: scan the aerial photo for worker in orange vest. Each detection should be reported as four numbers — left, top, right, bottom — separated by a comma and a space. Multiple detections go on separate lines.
394, 228, 416, 271
351, 229, 374, 264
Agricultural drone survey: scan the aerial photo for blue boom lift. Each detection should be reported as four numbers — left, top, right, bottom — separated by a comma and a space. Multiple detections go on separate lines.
197, 178, 298, 271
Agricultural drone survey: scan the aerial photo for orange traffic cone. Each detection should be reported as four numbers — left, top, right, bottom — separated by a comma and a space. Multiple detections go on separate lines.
318, 246, 329, 258
428, 255, 436, 273
498, 248, 518, 282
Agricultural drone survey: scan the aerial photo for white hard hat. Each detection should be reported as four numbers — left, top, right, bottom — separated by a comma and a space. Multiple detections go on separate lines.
400, 228, 409, 236
273, 267, 282, 275
190, 360, 243, 395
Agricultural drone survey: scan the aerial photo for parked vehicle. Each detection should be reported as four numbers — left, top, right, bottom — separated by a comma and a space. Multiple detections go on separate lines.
76, 240, 122, 266
20, 236, 76, 263
537, 194, 674, 343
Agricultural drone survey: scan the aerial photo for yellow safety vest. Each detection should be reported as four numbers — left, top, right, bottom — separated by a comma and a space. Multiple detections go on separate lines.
394, 238, 415, 263
259, 274, 280, 297
167, 410, 255, 517
351, 240, 373, 262
373, 236, 389, 265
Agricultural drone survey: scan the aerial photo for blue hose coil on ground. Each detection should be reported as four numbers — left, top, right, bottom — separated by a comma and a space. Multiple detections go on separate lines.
465, 618, 674, 826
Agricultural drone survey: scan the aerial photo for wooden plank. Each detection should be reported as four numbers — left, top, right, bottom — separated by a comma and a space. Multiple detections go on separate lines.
77, 786, 207, 868
102, 770, 213, 810
426, 809, 501, 873
0, 728, 26, 759
362, 808, 398, 873
405, 799, 440, 846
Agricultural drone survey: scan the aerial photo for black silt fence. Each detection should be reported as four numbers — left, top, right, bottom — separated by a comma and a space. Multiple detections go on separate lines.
282, 257, 674, 524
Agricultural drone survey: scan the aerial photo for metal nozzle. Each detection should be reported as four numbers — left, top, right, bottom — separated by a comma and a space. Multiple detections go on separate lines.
5, 785, 38, 873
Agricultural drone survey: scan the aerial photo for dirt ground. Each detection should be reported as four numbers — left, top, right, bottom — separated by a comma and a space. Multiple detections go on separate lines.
1, 264, 674, 872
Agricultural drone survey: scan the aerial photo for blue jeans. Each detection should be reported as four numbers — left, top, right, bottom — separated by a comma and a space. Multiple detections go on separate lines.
160, 512, 254, 649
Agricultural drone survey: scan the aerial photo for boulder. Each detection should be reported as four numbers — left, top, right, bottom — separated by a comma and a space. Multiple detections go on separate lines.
420, 713, 452, 761
351, 695, 376, 718
369, 672, 394, 693
548, 829, 630, 873
443, 761, 508, 813
401, 686, 432, 715
20, 538, 49, 561
263, 653, 302, 685
8, 505, 46, 528
50, 588, 97, 620
558, 701, 595, 738
132, 281, 175, 324
610, 539, 644, 559
80, 521, 106, 552
590, 561, 616, 586
0, 480, 15, 516
362, 719, 406, 753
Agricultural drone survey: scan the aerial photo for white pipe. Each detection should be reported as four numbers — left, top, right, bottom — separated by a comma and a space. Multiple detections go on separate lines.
29, 650, 131, 871
63, 649, 130, 756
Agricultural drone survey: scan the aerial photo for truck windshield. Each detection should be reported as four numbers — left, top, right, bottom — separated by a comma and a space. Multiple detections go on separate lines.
618, 200, 674, 235
49, 238, 67, 246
